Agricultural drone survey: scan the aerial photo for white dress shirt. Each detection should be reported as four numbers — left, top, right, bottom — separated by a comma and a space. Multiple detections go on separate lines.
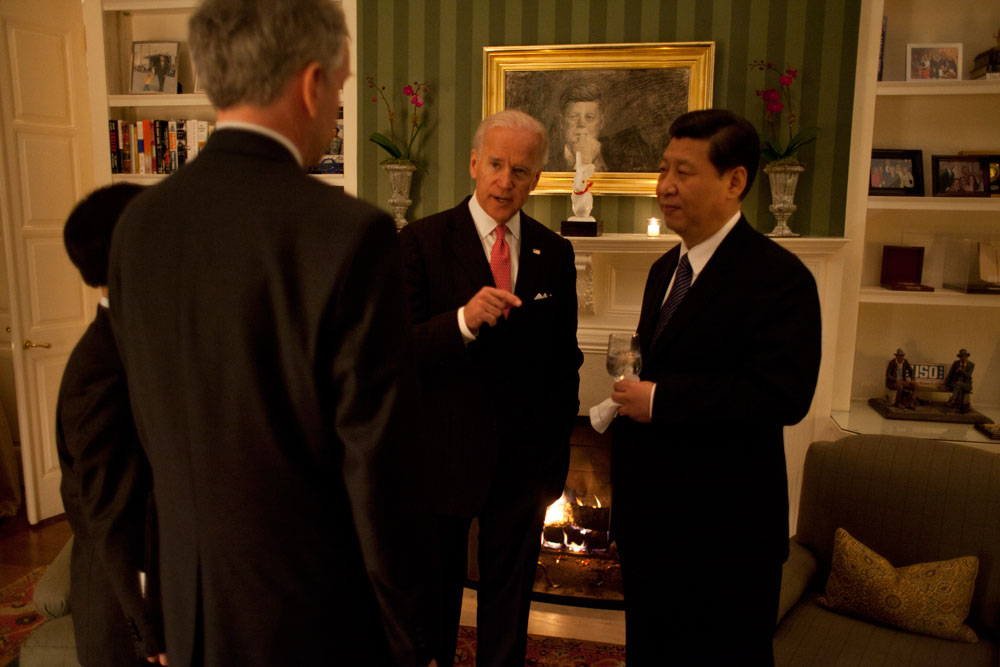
457, 196, 522, 342
649, 210, 742, 415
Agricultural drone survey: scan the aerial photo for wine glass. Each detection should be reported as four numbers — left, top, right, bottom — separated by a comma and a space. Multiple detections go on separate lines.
606, 333, 642, 381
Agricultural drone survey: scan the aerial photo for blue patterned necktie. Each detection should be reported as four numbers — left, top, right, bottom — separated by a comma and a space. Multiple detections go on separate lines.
652, 253, 692, 345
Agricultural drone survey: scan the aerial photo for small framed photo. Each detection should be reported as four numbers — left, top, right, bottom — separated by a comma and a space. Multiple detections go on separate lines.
130, 41, 179, 94
959, 151, 1000, 196
906, 43, 962, 81
931, 155, 991, 197
869, 149, 923, 196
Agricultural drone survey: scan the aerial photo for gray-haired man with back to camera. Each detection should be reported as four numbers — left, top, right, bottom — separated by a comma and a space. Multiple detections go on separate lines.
108, 1, 434, 665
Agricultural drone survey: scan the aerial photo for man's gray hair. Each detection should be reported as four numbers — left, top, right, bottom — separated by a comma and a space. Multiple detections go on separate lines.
189, 0, 348, 109
472, 110, 549, 173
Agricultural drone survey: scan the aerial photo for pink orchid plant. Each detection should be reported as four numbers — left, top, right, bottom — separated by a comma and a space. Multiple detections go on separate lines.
367, 77, 430, 164
749, 60, 817, 164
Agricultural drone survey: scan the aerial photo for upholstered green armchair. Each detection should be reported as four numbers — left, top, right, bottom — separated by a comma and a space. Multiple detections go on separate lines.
774, 434, 1000, 666
21, 535, 80, 666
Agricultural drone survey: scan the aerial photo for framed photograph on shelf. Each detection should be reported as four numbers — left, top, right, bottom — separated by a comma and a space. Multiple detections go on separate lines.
958, 151, 1000, 196
869, 149, 923, 196
906, 43, 962, 81
483, 42, 715, 195
931, 155, 991, 197
131, 41, 179, 94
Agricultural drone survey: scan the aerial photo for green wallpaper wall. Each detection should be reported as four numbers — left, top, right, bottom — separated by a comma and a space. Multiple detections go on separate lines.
358, 0, 861, 237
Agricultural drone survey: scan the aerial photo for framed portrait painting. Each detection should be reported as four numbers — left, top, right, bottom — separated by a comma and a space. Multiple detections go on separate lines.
484, 42, 715, 195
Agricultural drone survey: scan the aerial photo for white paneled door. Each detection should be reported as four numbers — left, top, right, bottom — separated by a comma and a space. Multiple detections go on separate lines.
0, 0, 96, 523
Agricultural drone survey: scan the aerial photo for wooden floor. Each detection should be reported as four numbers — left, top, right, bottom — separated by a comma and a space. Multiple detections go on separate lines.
0, 507, 626, 646
0, 505, 71, 590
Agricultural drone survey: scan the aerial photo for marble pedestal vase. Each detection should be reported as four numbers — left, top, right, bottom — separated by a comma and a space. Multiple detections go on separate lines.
382, 162, 417, 230
763, 162, 805, 238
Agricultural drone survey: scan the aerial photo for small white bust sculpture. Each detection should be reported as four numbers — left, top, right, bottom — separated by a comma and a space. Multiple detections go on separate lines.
568, 151, 596, 221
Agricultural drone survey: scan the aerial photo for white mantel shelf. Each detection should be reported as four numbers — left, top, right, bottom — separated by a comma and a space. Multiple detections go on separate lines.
566, 233, 849, 256
567, 234, 849, 350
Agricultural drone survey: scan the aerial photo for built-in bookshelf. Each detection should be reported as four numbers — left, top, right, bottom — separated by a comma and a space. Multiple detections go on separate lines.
833, 0, 1000, 429
82, 0, 357, 190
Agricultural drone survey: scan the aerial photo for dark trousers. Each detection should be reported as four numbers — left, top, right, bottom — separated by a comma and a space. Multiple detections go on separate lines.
430, 488, 546, 667
618, 538, 782, 666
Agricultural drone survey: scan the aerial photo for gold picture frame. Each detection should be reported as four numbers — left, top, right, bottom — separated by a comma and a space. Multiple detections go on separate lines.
484, 42, 714, 196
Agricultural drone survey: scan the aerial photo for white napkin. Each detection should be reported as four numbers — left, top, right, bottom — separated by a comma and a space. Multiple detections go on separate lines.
589, 397, 621, 434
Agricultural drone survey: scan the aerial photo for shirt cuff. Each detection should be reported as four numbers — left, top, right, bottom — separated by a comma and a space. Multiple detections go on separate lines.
457, 307, 476, 344
648, 383, 656, 420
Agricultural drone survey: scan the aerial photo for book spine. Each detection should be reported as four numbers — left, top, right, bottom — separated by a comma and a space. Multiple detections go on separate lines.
196, 120, 208, 152
108, 120, 119, 174
174, 120, 187, 169
154, 120, 165, 174
877, 16, 886, 82
120, 122, 132, 174
129, 123, 138, 174
186, 119, 199, 162
142, 120, 153, 175
116, 120, 126, 174
168, 120, 178, 173
136, 122, 145, 174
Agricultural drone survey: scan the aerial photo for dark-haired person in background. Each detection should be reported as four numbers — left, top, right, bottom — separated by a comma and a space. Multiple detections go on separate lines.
57, 183, 166, 666
611, 109, 822, 665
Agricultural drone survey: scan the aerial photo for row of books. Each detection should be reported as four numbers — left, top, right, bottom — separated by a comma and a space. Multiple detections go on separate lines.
108, 119, 215, 175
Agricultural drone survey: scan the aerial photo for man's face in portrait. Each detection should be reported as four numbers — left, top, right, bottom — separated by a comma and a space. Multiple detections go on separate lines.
562, 101, 603, 147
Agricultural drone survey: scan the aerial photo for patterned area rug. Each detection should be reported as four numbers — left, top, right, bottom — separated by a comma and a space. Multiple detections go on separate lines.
0, 568, 47, 667
454, 625, 625, 666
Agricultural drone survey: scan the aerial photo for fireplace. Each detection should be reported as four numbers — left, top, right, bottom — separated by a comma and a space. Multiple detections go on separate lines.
466, 418, 622, 607
535, 418, 622, 606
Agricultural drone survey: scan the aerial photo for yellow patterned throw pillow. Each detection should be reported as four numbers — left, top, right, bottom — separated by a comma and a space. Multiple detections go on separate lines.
819, 528, 979, 643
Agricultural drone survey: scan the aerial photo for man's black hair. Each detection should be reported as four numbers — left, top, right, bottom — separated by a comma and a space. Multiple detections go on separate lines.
668, 109, 760, 199
63, 183, 143, 287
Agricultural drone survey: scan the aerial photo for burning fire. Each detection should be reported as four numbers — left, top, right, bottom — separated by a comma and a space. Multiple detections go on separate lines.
544, 493, 572, 526
541, 490, 610, 553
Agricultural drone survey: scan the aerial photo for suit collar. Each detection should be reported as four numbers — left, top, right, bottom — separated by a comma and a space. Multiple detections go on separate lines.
646, 216, 756, 357
448, 197, 494, 288
468, 194, 521, 243
215, 121, 303, 165
448, 197, 545, 299
202, 128, 302, 169
683, 210, 742, 278
513, 217, 542, 301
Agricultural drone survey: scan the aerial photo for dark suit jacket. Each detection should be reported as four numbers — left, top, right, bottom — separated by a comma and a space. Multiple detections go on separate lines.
56, 304, 161, 665
398, 198, 582, 515
613, 216, 821, 564
946, 359, 974, 389
109, 129, 428, 666
885, 358, 914, 389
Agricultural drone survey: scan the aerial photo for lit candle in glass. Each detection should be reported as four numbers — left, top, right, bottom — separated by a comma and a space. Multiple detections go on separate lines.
647, 217, 660, 237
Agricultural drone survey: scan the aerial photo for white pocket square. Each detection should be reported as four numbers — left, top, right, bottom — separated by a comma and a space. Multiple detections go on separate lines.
534, 292, 552, 300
